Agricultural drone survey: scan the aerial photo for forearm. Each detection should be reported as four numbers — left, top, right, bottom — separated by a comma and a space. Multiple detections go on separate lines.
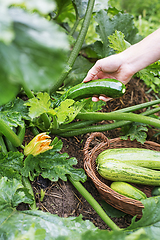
120, 28, 160, 75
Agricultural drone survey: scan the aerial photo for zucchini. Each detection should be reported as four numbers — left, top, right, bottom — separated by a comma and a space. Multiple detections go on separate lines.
97, 159, 160, 186
96, 148, 160, 170
66, 79, 126, 100
110, 181, 147, 200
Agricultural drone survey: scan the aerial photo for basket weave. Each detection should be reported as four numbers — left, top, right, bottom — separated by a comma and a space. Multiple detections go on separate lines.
83, 132, 160, 218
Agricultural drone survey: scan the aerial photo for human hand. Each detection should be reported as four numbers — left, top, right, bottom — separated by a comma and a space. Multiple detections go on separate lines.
83, 54, 134, 102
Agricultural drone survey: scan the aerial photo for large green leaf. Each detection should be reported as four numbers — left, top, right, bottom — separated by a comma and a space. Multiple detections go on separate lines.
22, 137, 87, 182
0, 151, 24, 180
0, 7, 69, 105
127, 196, 160, 238
0, 176, 96, 240
93, 9, 142, 57
63, 55, 93, 88
2, 98, 30, 121
0, 177, 33, 210
72, 0, 89, 19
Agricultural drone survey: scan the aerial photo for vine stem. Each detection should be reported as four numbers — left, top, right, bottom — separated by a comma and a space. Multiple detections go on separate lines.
51, 106, 160, 137
0, 118, 22, 147
50, 0, 95, 94
77, 111, 160, 128
68, 176, 121, 231
22, 175, 37, 210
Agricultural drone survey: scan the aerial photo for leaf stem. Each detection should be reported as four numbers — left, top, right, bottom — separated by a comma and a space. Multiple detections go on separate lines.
22, 176, 37, 210
77, 111, 160, 128
68, 176, 120, 230
56, 106, 160, 137
0, 135, 7, 154
50, 0, 95, 93
0, 118, 22, 147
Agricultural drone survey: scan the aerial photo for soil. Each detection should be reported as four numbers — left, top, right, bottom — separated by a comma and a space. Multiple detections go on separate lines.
23, 78, 160, 230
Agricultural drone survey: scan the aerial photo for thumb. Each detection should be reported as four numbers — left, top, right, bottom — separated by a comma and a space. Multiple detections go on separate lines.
83, 63, 101, 82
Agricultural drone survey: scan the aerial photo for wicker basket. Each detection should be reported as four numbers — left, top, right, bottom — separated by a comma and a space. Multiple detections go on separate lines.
83, 132, 160, 218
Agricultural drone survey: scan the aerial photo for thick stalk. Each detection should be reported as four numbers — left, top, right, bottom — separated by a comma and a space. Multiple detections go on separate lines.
17, 124, 26, 144
57, 107, 160, 137
22, 83, 34, 99
4, 137, 17, 152
0, 135, 7, 154
77, 112, 160, 128
22, 176, 37, 210
0, 118, 22, 147
30, 126, 39, 136
113, 98, 160, 113
50, 0, 95, 93
68, 176, 120, 230
51, 120, 98, 135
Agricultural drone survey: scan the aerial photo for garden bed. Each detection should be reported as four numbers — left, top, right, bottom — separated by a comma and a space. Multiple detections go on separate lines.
24, 77, 160, 230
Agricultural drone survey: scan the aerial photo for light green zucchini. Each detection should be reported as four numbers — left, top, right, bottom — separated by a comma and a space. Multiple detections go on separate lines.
96, 148, 160, 170
97, 159, 160, 186
110, 181, 147, 200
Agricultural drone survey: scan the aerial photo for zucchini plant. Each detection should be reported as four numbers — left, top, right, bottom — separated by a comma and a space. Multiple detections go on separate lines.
1, 0, 160, 239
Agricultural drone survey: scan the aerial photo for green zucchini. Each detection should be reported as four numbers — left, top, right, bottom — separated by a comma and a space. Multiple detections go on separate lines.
97, 159, 160, 186
110, 181, 147, 200
96, 148, 160, 170
66, 79, 126, 100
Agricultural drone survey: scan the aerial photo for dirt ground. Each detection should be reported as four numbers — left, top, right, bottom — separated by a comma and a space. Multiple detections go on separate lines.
27, 78, 160, 230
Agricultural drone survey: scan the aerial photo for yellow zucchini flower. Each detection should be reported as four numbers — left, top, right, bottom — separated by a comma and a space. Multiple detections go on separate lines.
24, 132, 53, 156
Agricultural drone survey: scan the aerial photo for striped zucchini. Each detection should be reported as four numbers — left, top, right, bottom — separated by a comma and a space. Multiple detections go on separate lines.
96, 148, 160, 170
66, 79, 126, 100
97, 159, 160, 186
110, 182, 147, 200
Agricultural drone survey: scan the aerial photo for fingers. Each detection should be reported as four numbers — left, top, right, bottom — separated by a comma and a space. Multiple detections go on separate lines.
92, 95, 111, 102
99, 96, 111, 102
83, 60, 102, 82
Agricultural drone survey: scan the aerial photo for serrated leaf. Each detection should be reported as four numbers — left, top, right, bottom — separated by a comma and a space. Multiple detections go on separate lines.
22, 137, 87, 182
121, 123, 148, 144
136, 62, 160, 93
25, 92, 56, 119
126, 196, 160, 239
0, 111, 24, 129
81, 98, 106, 112
93, 10, 141, 57
0, 177, 33, 210
2, 98, 30, 121
55, 99, 86, 125
0, 209, 96, 240
108, 30, 131, 53
0, 151, 24, 180
0, 176, 96, 240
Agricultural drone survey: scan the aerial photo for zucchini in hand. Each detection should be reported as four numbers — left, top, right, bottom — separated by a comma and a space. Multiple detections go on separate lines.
110, 181, 147, 200
66, 79, 126, 100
